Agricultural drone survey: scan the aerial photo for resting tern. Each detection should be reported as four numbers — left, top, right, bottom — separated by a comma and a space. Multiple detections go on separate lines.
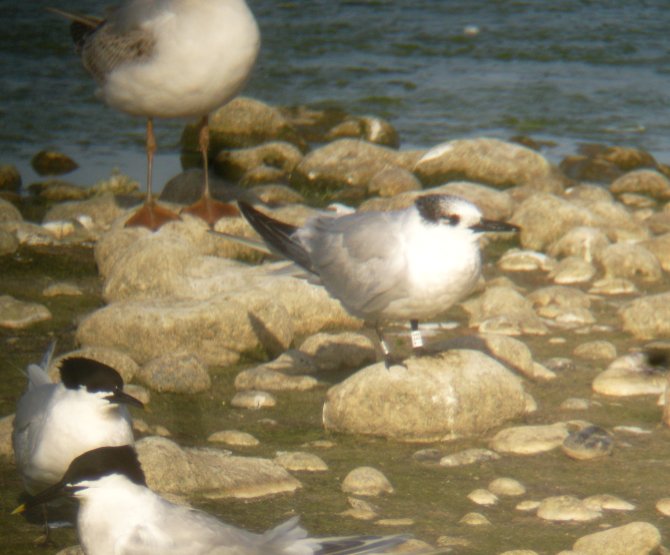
238, 195, 519, 366
15, 445, 412, 555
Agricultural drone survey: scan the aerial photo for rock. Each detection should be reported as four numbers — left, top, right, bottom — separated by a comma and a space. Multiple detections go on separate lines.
274, 451, 328, 472
497, 249, 556, 272
515, 500, 540, 512
0, 295, 52, 329
0, 164, 21, 192
656, 498, 670, 516
560, 154, 623, 183
573, 340, 617, 360
341, 496, 378, 520
582, 494, 635, 512
598, 243, 662, 282
29, 180, 88, 201
467, 489, 498, 506
560, 397, 591, 411
548, 256, 596, 284
208, 430, 259, 447
89, 172, 140, 196
490, 422, 569, 455
136, 436, 301, 498
182, 97, 306, 156
43, 192, 129, 232
51, 347, 140, 384
592, 353, 667, 396
136, 353, 211, 393
55, 546, 84, 555
0, 198, 22, 223
414, 138, 563, 191
366, 166, 422, 197
642, 233, 670, 272
213, 141, 303, 182
462, 286, 549, 336
234, 364, 318, 392
76, 291, 293, 366
510, 193, 599, 251
298, 332, 376, 372
620, 292, 670, 339
561, 425, 613, 460
42, 282, 84, 297
572, 522, 661, 555
458, 512, 491, 526
589, 277, 638, 296
0, 414, 14, 459
31, 150, 78, 175
323, 350, 527, 441
230, 390, 276, 409
292, 139, 416, 195
325, 115, 399, 147
434, 334, 556, 381
547, 226, 610, 263
439, 448, 501, 467
536, 495, 602, 522
0, 229, 18, 256
249, 184, 305, 205
610, 169, 670, 200
341, 466, 394, 496
488, 477, 526, 497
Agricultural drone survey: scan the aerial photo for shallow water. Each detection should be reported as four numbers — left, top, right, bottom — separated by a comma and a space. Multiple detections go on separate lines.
2, 246, 670, 554
2, 0, 670, 189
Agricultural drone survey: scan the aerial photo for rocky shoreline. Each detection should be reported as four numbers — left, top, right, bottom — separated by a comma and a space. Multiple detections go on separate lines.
1, 96, 670, 554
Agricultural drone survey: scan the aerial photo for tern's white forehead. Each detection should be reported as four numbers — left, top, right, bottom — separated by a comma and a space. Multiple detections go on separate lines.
414, 194, 483, 226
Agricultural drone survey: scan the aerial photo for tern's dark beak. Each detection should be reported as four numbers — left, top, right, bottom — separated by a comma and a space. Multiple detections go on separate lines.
106, 390, 144, 410
471, 219, 520, 233
11, 480, 74, 515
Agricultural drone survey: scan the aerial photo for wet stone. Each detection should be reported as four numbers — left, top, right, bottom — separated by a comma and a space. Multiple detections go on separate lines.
572, 521, 661, 555
516, 500, 540, 512
573, 340, 617, 361
562, 425, 614, 460
298, 331, 376, 372
536, 495, 602, 522
341, 466, 394, 496
341, 497, 378, 520
589, 277, 638, 295
0, 229, 18, 256
230, 390, 276, 409
592, 353, 667, 396
497, 249, 557, 272
234, 365, 319, 391
274, 451, 328, 472
560, 397, 591, 411
42, 282, 85, 297
488, 477, 526, 497
31, 149, 79, 175
0, 295, 52, 329
376, 518, 414, 527
490, 423, 569, 455
599, 243, 662, 282
582, 494, 635, 512
458, 512, 491, 526
655, 498, 670, 516
136, 353, 211, 394
208, 430, 260, 447
548, 256, 596, 284
439, 448, 501, 467
467, 488, 498, 506
619, 291, 670, 340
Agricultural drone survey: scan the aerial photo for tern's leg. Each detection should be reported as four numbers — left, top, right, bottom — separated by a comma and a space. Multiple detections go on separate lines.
125, 118, 179, 230
410, 319, 426, 357
181, 114, 238, 226
375, 324, 394, 369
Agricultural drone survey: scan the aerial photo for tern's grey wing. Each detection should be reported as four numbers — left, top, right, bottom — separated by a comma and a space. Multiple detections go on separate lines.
78, 1, 159, 83
12, 386, 54, 467
118, 505, 312, 555
302, 211, 409, 318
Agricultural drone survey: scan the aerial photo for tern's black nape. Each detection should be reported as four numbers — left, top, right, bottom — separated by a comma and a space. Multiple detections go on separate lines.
59, 357, 124, 393
63, 445, 146, 488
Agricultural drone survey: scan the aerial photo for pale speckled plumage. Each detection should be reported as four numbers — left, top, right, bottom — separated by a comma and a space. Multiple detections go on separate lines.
79, 0, 261, 118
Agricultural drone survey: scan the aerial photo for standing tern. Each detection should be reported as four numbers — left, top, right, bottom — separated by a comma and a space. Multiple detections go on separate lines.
12, 348, 143, 497
14, 445, 412, 555
238, 195, 519, 366
49, 0, 260, 229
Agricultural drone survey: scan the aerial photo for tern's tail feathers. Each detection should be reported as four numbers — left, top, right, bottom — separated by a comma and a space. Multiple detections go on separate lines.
315, 534, 412, 555
238, 202, 315, 274
25, 341, 57, 389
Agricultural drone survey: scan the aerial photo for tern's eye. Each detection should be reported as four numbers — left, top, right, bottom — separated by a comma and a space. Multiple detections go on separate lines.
444, 214, 460, 226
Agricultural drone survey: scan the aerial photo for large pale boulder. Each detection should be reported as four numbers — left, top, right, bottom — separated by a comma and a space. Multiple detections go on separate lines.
322, 350, 527, 441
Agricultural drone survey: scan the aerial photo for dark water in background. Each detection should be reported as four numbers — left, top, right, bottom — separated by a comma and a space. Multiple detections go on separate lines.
2, 0, 670, 190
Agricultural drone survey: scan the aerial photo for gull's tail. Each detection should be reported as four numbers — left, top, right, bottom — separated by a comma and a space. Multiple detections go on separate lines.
25, 340, 57, 389
315, 534, 412, 555
238, 202, 316, 274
